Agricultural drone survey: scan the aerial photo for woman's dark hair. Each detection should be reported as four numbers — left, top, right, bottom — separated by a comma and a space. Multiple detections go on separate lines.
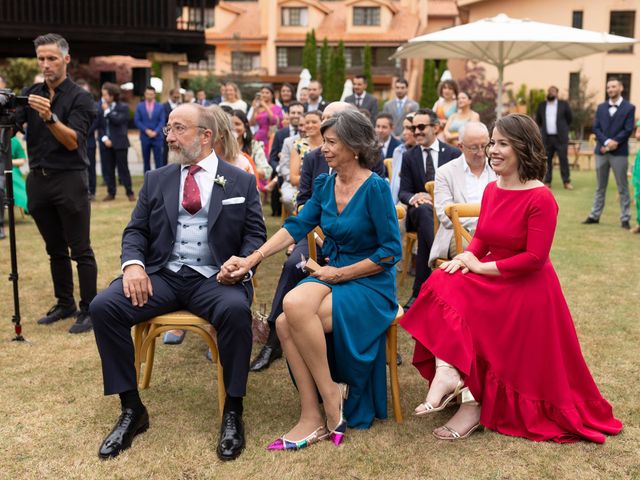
304, 110, 323, 121
279, 82, 295, 100
260, 85, 275, 99
101, 82, 121, 102
438, 79, 459, 97
492, 113, 547, 182
320, 110, 379, 169
457, 90, 471, 101
232, 109, 253, 155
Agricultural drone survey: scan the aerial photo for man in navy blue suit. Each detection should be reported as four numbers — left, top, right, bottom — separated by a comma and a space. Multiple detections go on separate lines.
91, 104, 266, 461
399, 109, 460, 309
583, 78, 636, 229
134, 85, 166, 172
375, 113, 401, 161
97, 82, 134, 201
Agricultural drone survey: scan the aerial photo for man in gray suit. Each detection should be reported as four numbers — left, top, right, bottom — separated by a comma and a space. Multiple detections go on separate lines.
383, 78, 419, 137
429, 122, 496, 267
345, 75, 378, 119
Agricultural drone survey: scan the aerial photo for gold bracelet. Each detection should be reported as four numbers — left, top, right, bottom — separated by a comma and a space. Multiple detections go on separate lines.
255, 249, 266, 260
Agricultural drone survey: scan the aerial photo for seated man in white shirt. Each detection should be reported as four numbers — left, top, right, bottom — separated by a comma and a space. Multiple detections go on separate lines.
429, 122, 496, 267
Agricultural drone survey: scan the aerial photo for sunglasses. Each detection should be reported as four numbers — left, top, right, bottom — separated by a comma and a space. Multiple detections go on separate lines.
410, 123, 436, 132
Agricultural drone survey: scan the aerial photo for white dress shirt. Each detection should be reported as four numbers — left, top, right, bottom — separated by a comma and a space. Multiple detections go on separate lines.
463, 156, 493, 204
608, 96, 623, 117
545, 100, 558, 135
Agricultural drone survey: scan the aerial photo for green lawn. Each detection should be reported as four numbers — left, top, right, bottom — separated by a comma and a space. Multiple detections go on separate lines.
0, 170, 638, 479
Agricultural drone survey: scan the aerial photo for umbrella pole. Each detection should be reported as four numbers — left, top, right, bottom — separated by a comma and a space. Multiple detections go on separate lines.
496, 63, 504, 119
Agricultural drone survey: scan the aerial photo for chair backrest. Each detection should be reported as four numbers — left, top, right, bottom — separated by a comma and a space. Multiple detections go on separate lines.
444, 203, 481, 255
384, 158, 393, 180
424, 181, 439, 234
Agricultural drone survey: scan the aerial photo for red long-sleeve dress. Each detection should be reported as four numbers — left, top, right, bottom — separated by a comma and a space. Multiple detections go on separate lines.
400, 182, 622, 443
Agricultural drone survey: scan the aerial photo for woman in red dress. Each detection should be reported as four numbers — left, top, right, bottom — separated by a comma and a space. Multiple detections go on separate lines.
401, 114, 622, 443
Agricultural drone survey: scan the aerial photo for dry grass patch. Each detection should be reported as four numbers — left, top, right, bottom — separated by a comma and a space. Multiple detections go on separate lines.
0, 172, 638, 479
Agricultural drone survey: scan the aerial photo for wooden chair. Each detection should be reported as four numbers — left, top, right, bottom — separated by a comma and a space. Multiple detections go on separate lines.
383, 157, 393, 180
444, 203, 481, 255
574, 134, 596, 171
133, 311, 226, 415
399, 181, 436, 286
306, 224, 404, 423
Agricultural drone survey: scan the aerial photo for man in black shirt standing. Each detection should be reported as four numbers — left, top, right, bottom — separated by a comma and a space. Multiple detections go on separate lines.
17, 33, 98, 333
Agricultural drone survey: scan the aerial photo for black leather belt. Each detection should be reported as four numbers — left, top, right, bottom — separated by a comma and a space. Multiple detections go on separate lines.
31, 167, 68, 176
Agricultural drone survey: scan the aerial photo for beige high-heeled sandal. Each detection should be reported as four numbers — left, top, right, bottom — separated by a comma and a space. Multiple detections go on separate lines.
414, 364, 464, 416
432, 387, 482, 440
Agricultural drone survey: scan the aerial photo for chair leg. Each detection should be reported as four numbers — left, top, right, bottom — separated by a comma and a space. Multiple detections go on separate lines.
133, 324, 145, 383
140, 326, 158, 389
400, 236, 415, 287
387, 323, 403, 423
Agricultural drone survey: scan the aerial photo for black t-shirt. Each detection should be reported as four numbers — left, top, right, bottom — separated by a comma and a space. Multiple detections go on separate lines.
17, 77, 97, 170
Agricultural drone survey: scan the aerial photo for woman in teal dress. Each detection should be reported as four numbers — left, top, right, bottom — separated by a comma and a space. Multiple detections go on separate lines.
11, 137, 28, 212
221, 110, 402, 450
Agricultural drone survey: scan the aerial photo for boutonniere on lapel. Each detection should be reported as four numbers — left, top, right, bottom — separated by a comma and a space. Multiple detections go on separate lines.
214, 175, 227, 190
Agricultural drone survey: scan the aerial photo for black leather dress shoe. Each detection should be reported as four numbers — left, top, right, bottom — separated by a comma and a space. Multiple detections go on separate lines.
98, 407, 149, 459
582, 217, 599, 225
37, 304, 77, 325
621, 220, 631, 230
217, 411, 245, 461
249, 344, 282, 372
68, 310, 93, 334
403, 295, 417, 310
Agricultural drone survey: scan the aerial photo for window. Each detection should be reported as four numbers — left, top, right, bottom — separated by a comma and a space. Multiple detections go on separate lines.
569, 72, 580, 102
277, 47, 304, 69
373, 47, 397, 68
353, 7, 380, 26
345, 47, 363, 68
572, 10, 583, 29
609, 11, 635, 53
204, 8, 215, 28
281, 7, 308, 26
231, 52, 261, 72
606, 73, 632, 100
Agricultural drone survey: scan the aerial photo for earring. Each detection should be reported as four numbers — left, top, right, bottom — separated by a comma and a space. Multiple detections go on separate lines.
354, 154, 359, 161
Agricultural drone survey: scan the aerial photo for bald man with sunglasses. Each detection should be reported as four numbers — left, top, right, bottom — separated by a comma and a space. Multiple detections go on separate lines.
399, 108, 460, 309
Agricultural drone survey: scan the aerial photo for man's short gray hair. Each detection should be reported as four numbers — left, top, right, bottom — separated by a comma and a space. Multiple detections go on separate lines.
34, 33, 70, 56
458, 121, 489, 143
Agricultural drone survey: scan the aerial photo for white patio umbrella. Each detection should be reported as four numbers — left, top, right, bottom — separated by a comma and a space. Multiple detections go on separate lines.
392, 13, 638, 117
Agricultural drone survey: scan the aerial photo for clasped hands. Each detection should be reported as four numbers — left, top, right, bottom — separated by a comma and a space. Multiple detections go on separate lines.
600, 139, 618, 154
410, 192, 433, 208
440, 251, 481, 275
222, 255, 344, 285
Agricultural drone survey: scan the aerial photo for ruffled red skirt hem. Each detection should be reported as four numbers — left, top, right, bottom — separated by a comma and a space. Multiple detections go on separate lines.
401, 283, 623, 444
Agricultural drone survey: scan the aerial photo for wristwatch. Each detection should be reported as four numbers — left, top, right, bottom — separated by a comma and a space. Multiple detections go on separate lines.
45, 113, 59, 124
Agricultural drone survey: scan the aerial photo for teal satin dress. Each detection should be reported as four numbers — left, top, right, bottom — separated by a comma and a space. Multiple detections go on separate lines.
284, 173, 402, 428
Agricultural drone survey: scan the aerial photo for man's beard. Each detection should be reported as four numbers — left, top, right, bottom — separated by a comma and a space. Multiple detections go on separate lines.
168, 139, 202, 165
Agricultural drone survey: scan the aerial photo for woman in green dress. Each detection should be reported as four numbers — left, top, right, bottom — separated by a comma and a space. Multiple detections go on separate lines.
11, 136, 28, 212
632, 119, 640, 233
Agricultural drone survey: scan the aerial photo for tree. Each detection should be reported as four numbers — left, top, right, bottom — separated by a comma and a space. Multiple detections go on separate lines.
331, 41, 346, 101
319, 38, 331, 99
419, 59, 438, 108
363, 45, 373, 93
569, 70, 597, 140
0, 58, 40, 92
457, 60, 499, 126
187, 73, 219, 96
302, 29, 317, 79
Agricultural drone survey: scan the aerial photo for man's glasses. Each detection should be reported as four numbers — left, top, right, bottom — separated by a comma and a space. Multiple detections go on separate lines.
409, 123, 436, 132
162, 124, 208, 136
461, 143, 489, 154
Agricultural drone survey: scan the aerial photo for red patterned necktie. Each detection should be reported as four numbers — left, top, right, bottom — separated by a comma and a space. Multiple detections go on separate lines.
182, 165, 202, 215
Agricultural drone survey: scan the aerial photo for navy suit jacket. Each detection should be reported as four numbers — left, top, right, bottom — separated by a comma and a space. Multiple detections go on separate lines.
297, 147, 387, 206
269, 126, 294, 172
97, 102, 130, 150
121, 160, 266, 275
382, 136, 401, 160
134, 101, 166, 140
593, 99, 636, 156
399, 142, 461, 206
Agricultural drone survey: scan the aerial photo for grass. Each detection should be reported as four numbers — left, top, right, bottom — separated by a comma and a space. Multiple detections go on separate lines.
0, 171, 638, 479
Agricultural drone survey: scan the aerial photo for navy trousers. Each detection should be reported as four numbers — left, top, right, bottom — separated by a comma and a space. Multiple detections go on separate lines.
91, 266, 253, 397
140, 136, 165, 172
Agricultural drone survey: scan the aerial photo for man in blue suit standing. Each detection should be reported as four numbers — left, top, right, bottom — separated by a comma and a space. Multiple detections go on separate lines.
91, 104, 266, 461
134, 85, 166, 172
583, 78, 636, 229
399, 109, 460, 309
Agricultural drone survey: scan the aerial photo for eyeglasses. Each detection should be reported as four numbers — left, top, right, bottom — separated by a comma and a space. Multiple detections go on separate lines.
162, 124, 208, 136
461, 143, 489, 154
409, 123, 436, 132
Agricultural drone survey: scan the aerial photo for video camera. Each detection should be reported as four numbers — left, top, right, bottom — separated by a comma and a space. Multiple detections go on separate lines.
0, 89, 28, 110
